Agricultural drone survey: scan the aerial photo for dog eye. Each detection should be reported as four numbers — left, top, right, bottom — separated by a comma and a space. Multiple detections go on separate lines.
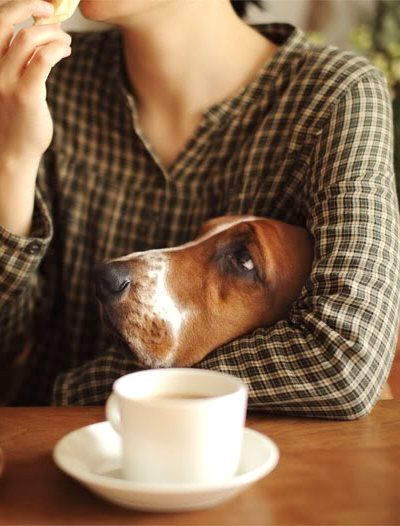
230, 248, 255, 273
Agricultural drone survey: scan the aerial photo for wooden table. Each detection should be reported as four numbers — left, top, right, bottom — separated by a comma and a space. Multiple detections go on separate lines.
1, 401, 399, 525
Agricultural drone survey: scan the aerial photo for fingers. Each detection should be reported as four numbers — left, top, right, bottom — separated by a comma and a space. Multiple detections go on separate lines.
2, 23, 71, 80
0, 0, 54, 23
0, 0, 55, 57
21, 40, 71, 92
0, 3, 71, 108
0, 23, 13, 59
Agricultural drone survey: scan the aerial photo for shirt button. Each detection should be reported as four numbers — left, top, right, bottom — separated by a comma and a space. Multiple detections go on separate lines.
26, 241, 41, 255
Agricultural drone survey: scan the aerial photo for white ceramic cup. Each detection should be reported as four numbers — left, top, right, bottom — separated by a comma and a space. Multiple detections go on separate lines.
105, 368, 248, 485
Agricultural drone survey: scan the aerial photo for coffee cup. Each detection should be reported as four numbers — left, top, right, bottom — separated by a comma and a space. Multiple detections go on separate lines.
105, 368, 248, 485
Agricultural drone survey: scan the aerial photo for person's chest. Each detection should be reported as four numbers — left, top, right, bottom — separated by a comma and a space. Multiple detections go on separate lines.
55, 121, 308, 250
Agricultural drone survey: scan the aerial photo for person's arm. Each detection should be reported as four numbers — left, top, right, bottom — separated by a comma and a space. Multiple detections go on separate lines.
52, 345, 142, 405
0, 160, 53, 366
52, 69, 400, 417
0, 0, 71, 367
196, 70, 400, 419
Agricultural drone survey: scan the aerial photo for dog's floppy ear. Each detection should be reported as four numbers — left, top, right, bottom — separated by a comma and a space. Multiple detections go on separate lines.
251, 219, 314, 318
197, 215, 250, 238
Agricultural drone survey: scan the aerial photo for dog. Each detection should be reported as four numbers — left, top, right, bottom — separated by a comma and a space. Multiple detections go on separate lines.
2, 216, 396, 406
94, 216, 314, 369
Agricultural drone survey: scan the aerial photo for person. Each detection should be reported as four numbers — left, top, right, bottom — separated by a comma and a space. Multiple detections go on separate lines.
0, 0, 399, 418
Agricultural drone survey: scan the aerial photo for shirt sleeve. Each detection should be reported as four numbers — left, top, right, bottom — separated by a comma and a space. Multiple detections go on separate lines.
52, 345, 142, 405
196, 70, 400, 420
0, 182, 53, 364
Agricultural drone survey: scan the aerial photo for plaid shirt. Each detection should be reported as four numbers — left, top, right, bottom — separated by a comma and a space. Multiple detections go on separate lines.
1, 24, 399, 418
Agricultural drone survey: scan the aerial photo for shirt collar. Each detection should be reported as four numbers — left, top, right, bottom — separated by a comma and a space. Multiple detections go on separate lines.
205, 24, 310, 124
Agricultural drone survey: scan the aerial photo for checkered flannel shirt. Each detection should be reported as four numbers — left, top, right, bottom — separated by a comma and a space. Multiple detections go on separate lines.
1, 24, 399, 418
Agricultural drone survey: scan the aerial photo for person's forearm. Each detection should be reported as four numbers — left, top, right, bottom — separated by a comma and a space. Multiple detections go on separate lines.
0, 163, 53, 371
0, 158, 40, 237
52, 346, 142, 406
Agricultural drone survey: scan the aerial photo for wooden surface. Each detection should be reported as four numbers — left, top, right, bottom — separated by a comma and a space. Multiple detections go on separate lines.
0, 402, 399, 525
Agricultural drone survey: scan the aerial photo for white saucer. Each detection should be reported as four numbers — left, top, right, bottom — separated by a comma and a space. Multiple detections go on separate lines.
53, 422, 279, 512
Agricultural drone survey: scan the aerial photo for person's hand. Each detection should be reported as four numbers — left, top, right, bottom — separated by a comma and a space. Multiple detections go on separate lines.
0, 0, 72, 168
0, 0, 72, 237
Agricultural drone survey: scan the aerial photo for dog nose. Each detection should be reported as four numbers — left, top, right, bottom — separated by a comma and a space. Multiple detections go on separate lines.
94, 262, 131, 302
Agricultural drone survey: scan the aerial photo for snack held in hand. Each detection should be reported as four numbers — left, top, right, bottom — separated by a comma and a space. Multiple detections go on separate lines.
35, 0, 80, 25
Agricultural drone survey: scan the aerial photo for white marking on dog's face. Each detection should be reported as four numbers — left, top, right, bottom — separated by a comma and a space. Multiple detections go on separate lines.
149, 261, 183, 340
147, 258, 185, 353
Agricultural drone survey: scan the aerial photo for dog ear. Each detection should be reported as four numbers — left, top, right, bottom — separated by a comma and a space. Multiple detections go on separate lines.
196, 215, 248, 238
251, 219, 314, 318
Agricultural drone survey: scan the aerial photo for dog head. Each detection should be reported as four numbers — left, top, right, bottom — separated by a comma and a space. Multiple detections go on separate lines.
94, 216, 313, 367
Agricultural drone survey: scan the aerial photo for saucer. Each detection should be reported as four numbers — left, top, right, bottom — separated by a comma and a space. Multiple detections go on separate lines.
53, 422, 279, 512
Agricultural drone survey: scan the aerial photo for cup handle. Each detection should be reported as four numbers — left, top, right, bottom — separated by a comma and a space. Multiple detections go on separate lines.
105, 393, 121, 434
